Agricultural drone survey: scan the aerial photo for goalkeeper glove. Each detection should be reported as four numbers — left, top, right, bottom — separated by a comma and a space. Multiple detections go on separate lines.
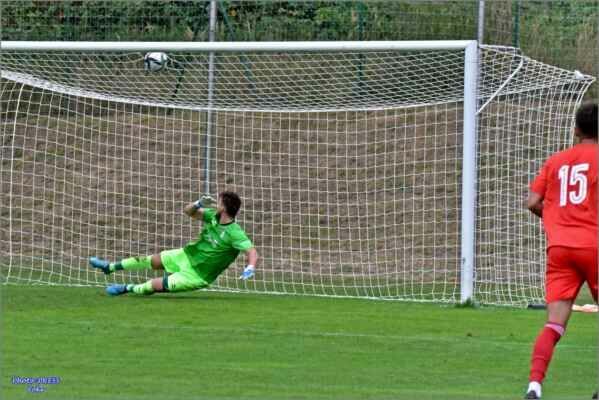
239, 265, 255, 280
193, 194, 216, 210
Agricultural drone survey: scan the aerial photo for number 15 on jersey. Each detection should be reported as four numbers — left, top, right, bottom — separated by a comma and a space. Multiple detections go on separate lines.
558, 163, 589, 206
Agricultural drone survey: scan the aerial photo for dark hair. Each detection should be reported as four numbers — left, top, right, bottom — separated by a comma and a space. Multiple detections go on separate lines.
575, 103, 598, 139
219, 191, 241, 218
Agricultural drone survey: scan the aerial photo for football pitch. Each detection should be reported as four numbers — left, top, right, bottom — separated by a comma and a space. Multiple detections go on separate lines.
2, 285, 597, 400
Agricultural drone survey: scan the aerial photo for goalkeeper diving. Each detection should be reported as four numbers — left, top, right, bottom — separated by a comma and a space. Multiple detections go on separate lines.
89, 191, 258, 296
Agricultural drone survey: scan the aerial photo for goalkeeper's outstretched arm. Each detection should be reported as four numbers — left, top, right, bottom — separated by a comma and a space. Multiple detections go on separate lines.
184, 195, 215, 220
240, 247, 259, 280
184, 201, 205, 219
246, 247, 258, 267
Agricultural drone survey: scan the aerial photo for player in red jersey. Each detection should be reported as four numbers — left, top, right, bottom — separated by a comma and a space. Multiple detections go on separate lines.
524, 103, 598, 399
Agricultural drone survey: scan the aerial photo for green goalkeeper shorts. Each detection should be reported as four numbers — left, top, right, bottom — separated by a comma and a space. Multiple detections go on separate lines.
160, 248, 208, 292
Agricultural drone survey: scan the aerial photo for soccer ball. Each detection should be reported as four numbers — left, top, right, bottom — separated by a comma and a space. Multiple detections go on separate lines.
144, 52, 169, 72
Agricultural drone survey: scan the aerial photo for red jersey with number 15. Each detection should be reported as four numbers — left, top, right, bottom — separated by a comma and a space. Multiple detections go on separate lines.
529, 142, 598, 249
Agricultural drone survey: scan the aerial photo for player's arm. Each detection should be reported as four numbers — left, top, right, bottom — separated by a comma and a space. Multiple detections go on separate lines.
184, 200, 205, 220
239, 248, 258, 280
246, 247, 258, 268
184, 195, 216, 220
528, 160, 548, 219
527, 191, 544, 218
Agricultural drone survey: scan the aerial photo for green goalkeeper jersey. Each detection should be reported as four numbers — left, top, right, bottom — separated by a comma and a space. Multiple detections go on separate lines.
183, 208, 253, 284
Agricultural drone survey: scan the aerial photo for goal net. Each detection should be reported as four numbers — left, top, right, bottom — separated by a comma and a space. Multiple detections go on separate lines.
0, 41, 594, 306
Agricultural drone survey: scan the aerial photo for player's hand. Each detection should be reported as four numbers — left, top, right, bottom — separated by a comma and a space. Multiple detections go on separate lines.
200, 194, 216, 207
239, 265, 255, 280
194, 194, 216, 209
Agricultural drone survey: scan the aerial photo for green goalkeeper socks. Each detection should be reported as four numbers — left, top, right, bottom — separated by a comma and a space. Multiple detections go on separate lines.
126, 281, 154, 295
109, 256, 152, 272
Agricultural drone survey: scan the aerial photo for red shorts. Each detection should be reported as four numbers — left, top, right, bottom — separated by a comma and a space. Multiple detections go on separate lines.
545, 246, 598, 303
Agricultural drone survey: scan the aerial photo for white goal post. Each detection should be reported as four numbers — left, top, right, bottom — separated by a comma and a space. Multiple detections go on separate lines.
0, 40, 594, 306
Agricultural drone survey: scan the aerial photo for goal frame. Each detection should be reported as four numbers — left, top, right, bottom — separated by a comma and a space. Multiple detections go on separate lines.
1, 40, 480, 303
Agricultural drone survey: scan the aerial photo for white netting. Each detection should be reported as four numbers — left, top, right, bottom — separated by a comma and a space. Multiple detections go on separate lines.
0, 44, 594, 305
1, 49, 470, 111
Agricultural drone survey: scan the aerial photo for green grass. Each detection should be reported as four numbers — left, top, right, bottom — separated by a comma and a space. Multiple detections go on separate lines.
2, 285, 597, 400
